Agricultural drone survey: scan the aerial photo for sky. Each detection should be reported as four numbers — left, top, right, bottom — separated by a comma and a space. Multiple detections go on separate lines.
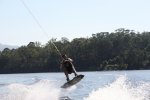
0, 0, 150, 46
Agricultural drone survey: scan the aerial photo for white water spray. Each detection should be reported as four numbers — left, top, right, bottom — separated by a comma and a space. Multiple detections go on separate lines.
0, 80, 61, 100
84, 76, 150, 100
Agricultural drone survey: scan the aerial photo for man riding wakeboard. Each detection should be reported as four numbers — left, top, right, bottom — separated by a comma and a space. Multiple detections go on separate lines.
60, 54, 78, 82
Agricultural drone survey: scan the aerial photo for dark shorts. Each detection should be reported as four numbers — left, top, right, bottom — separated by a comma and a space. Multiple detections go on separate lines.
62, 61, 73, 74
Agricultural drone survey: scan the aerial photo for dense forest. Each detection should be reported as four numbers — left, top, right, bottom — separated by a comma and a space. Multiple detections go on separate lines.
0, 28, 150, 73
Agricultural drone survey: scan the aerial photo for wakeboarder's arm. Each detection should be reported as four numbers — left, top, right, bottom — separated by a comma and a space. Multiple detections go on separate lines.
60, 60, 63, 69
66, 58, 73, 62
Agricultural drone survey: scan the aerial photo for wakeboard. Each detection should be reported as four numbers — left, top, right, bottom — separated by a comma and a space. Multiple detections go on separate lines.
61, 74, 84, 88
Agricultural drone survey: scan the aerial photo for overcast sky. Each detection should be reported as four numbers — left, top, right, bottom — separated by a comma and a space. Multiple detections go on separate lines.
0, 0, 150, 46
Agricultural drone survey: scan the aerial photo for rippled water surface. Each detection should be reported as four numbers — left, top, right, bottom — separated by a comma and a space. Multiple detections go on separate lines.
0, 70, 150, 100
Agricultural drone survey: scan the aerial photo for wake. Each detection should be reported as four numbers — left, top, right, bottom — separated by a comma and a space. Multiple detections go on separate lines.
0, 79, 73, 100
0, 75, 149, 100
84, 75, 150, 100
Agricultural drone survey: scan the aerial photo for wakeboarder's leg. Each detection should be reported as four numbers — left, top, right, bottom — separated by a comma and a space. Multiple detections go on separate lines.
65, 72, 70, 82
72, 65, 78, 77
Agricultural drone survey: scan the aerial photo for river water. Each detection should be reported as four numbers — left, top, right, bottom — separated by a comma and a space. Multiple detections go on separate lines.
0, 70, 150, 100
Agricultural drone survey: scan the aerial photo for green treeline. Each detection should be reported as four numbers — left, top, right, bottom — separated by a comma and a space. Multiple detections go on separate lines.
0, 28, 150, 73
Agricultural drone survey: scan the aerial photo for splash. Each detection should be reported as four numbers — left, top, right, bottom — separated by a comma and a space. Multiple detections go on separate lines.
84, 75, 150, 100
0, 80, 61, 100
